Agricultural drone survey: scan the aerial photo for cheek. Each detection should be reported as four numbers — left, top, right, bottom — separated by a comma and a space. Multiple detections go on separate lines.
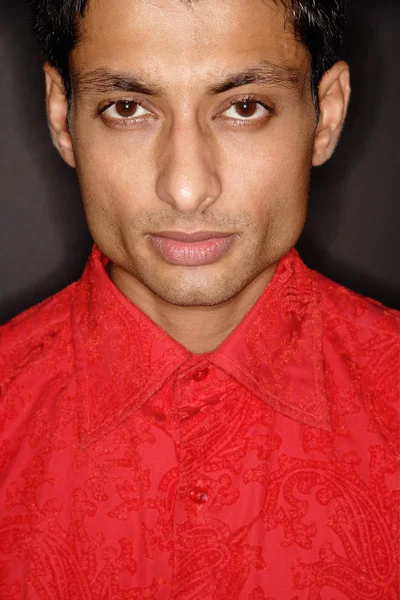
222, 123, 314, 256
71, 106, 314, 235
73, 125, 155, 220
223, 130, 312, 215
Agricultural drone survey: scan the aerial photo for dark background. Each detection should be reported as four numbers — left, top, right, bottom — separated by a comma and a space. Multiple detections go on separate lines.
1, 0, 399, 324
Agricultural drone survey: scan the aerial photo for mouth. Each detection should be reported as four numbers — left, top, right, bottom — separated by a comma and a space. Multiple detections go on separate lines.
147, 231, 237, 266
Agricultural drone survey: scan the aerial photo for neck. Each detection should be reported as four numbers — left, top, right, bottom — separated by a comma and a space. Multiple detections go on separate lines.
109, 266, 277, 354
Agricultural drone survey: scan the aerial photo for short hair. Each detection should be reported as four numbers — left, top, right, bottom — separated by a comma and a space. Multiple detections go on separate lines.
28, 0, 348, 106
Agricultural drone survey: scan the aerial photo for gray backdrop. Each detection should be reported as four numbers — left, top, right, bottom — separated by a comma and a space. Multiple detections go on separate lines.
1, 0, 400, 324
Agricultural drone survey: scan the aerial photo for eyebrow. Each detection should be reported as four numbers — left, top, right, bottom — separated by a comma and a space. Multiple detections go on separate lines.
73, 60, 301, 98
207, 61, 301, 94
73, 69, 165, 97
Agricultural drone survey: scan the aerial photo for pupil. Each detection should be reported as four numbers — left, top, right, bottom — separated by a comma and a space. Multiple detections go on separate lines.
237, 101, 257, 117
116, 100, 137, 117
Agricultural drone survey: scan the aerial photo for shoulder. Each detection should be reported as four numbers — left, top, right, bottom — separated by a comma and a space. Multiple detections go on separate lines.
312, 267, 400, 343
310, 267, 399, 456
0, 283, 78, 394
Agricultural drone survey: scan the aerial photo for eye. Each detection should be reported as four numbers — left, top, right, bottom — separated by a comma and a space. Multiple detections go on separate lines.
103, 100, 150, 120
223, 99, 269, 120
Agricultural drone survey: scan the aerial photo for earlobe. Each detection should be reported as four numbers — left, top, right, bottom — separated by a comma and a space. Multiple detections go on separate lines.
44, 64, 76, 168
312, 61, 351, 167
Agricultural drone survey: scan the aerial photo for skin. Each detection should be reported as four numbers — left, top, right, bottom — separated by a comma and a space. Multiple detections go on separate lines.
45, 0, 351, 353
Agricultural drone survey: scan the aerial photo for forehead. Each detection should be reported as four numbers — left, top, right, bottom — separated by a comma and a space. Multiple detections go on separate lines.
72, 0, 309, 87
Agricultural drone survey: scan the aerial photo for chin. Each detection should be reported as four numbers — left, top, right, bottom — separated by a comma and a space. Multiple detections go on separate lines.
144, 262, 262, 307
141, 270, 238, 307
151, 284, 234, 308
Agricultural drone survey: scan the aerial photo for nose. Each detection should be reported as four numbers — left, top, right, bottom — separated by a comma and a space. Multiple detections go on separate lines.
156, 122, 222, 214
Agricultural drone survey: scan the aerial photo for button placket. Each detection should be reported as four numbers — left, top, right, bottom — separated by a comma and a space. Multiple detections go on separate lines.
190, 486, 209, 504
173, 363, 213, 515
174, 362, 212, 413
192, 366, 210, 382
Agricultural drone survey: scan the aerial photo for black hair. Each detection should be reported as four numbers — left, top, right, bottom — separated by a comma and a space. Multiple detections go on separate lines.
28, 0, 348, 106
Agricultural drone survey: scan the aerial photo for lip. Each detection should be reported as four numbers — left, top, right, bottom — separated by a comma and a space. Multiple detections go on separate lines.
148, 231, 237, 266
151, 231, 233, 242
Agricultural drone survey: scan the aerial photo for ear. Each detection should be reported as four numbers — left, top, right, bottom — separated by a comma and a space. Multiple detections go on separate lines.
44, 64, 76, 168
312, 61, 351, 167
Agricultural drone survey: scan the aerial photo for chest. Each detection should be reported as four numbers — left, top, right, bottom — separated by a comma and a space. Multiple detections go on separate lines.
0, 381, 398, 600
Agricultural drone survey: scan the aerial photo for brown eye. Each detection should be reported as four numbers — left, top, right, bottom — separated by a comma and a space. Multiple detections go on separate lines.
235, 100, 258, 118
102, 100, 150, 122
222, 99, 268, 121
115, 100, 139, 118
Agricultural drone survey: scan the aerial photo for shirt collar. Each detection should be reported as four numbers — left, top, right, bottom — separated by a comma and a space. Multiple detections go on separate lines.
72, 246, 330, 447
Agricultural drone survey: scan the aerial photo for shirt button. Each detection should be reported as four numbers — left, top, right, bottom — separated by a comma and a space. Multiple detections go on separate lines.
192, 367, 210, 382
190, 486, 209, 504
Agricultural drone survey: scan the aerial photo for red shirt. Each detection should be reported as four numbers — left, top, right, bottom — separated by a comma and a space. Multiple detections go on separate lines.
0, 246, 399, 600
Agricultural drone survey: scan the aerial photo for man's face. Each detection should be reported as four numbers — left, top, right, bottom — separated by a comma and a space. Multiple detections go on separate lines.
68, 0, 317, 306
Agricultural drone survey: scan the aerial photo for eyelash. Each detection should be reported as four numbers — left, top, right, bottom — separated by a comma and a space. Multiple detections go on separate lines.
97, 99, 146, 117
229, 94, 271, 109
97, 94, 273, 125
222, 95, 273, 122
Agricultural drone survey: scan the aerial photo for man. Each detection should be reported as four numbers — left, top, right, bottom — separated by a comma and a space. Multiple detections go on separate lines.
0, 0, 398, 598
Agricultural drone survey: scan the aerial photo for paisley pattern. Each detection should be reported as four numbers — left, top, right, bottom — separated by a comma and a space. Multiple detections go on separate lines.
0, 246, 398, 599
